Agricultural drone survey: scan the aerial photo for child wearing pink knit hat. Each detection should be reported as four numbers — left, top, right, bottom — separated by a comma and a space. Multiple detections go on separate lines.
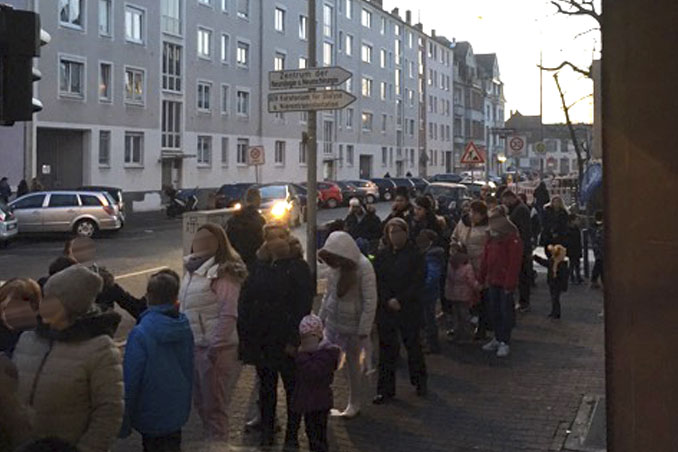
291, 314, 340, 452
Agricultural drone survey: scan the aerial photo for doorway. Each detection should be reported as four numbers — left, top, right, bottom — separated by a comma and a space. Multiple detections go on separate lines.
36, 128, 85, 189
161, 158, 183, 189
359, 155, 372, 179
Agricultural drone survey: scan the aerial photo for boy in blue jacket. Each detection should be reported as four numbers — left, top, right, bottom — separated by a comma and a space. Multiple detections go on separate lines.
416, 229, 445, 354
120, 270, 194, 452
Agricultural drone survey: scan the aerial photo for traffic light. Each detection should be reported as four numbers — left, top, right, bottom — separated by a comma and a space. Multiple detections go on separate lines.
0, 5, 50, 125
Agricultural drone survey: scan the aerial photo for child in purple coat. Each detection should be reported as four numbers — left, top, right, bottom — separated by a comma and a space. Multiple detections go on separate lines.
291, 314, 340, 452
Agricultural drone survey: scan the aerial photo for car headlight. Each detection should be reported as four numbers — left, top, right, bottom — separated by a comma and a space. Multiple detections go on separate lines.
271, 201, 290, 219
233, 202, 242, 210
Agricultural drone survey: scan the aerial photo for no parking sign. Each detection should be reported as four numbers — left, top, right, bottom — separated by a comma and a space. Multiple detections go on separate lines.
247, 146, 265, 166
507, 135, 527, 157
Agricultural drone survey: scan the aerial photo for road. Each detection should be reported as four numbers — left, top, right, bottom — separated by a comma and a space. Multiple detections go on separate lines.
0, 203, 394, 296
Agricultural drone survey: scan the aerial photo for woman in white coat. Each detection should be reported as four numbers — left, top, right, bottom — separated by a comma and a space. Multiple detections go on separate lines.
318, 231, 377, 419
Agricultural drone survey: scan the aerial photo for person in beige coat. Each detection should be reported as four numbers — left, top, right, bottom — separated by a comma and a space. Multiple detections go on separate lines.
13, 265, 123, 452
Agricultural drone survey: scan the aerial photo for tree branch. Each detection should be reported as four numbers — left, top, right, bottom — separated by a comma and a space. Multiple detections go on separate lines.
551, 0, 602, 25
567, 93, 593, 110
539, 61, 591, 78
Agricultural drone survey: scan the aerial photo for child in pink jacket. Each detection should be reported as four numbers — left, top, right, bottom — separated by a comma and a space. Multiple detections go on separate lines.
444, 243, 480, 342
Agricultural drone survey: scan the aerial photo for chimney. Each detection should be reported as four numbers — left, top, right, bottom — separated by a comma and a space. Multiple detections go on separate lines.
431, 29, 436, 38
406, 10, 412, 24
391, 7, 400, 18
415, 23, 423, 31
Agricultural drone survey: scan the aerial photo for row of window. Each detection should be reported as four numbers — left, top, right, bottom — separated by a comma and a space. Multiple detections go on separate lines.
61, 0, 145, 43
59, 57, 145, 105
381, 147, 417, 168
428, 123, 453, 142
97, 130, 144, 166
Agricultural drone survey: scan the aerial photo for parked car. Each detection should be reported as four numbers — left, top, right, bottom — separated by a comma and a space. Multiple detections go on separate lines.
9, 191, 123, 238
344, 180, 380, 204
429, 173, 463, 183
291, 183, 321, 222
370, 178, 397, 201
333, 181, 365, 205
460, 180, 497, 199
390, 178, 417, 197
0, 203, 18, 247
301, 181, 343, 208
424, 182, 471, 220
78, 186, 125, 224
214, 183, 253, 209
254, 183, 303, 226
408, 177, 430, 195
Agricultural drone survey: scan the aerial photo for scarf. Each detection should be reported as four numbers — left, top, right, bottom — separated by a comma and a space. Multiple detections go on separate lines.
185, 254, 212, 274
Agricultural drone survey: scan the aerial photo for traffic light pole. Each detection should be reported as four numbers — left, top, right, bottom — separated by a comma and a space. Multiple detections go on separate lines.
306, 0, 318, 284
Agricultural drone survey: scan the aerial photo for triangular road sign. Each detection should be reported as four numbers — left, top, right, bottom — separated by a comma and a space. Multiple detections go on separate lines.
461, 141, 485, 164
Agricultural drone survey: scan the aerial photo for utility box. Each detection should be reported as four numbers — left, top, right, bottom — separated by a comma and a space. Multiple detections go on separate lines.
182, 208, 236, 256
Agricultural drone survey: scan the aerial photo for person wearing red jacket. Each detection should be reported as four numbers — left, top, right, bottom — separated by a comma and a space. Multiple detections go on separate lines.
478, 207, 523, 358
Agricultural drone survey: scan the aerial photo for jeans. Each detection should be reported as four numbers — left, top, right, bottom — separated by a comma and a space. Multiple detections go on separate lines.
550, 286, 562, 318
377, 313, 427, 397
591, 259, 604, 283
488, 286, 515, 344
422, 295, 439, 349
257, 358, 301, 445
142, 431, 181, 452
570, 257, 582, 282
518, 252, 532, 307
450, 301, 472, 340
300, 410, 329, 452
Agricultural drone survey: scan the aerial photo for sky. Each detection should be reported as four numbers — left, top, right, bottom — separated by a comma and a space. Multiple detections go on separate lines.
382, 0, 601, 124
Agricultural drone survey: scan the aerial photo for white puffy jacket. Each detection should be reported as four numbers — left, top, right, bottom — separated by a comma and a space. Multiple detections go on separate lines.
319, 232, 377, 336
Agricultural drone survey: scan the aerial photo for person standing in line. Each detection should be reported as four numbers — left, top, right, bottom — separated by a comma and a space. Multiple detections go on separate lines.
120, 270, 194, 452
13, 265, 124, 452
226, 187, 267, 274
0, 278, 42, 357
179, 223, 248, 446
372, 218, 427, 404
415, 229, 445, 354
29, 177, 43, 193
566, 214, 584, 285
501, 190, 533, 312
16, 179, 29, 198
541, 195, 569, 253
0, 177, 11, 204
534, 245, 570, 319
590, 211, 605, 289
534, 180, 551, 216
382, 187, 414, 226
344, 198, 383, 255
409, 196, 444, 244
318, 231, 377, 419
291, 314, 340, 452
444, 243, 480, 342
479, 208, 523, 358
239, 223, 313, 449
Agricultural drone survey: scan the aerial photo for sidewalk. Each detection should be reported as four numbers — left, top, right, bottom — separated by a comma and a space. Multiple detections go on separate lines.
115, 275, 605, 452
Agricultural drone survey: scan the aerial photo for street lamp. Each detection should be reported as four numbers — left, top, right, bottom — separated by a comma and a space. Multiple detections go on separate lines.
497, 154, 507, 175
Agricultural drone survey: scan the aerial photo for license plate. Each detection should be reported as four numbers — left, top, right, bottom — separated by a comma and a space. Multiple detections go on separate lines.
7, 223, 16, 230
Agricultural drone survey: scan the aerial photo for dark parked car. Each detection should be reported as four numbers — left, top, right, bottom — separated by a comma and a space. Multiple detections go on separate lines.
344, 180, 379, 204
78, 186, 125, 223
461, 180, 497, 199
390, 178, 417, 197
333, 181, 365, 205
408, 177, 430, 195
424, 182, 471, 220
214, 183, 253, 209
429, 173, 463, 183
370, 178, 397, 201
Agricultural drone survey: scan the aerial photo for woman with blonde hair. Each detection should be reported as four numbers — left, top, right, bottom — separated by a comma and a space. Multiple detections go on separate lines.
179, 223, 248, 445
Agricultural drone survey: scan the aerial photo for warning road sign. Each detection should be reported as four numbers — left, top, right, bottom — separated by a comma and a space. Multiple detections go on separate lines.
460, 141, 485, 165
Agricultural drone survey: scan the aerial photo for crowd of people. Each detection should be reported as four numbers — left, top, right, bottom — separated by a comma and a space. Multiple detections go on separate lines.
0, 183, 604, 452
0, 177, 44, 204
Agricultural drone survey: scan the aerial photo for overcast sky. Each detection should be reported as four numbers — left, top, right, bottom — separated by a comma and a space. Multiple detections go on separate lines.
382, 0, 600, 124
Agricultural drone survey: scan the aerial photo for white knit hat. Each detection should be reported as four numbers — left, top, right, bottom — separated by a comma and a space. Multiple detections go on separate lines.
44, 265, 103, 318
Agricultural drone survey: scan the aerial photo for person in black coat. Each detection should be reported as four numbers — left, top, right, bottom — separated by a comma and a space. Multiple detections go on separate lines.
501, 190, 533, 311
239, 223, 313, 449
382, 187, 414, 227
372, 218, 427, 405
534, 181, 551, 215
566, 214, 583, 284
540, 196, 569, 253
227, 187, 267, 273
344, 198, 382, 254
409, 196, 443, 242
534, 245, 569, 319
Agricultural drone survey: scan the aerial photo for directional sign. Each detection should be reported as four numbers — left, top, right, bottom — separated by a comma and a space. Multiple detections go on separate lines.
507, 135, 527, 157
534, 141, 547, 154
460, 141, 485, 164
268, 90, 357, 113
247, 146, 265, 166
269, 67, 353, 91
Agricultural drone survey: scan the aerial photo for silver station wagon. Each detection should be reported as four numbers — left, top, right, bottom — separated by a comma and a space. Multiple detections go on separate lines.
9, 191, 123, 238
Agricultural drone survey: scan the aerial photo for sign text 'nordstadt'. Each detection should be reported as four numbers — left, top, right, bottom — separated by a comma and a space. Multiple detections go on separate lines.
268, 90, 357, 113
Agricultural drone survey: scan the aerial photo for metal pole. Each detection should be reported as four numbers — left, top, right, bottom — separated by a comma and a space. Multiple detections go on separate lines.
306, 0, 318, 283
539, 49, 545, 178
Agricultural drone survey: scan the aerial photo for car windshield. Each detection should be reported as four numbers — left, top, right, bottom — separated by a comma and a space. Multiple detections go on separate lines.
219, 185, 245, 196
349, 181, 369, 188
260, 185, 287, 200
428, 185, 459, 198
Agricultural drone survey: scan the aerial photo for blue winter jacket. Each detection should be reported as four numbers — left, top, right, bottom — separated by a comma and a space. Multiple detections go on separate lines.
422, 246, 445, 302
121, 305, 194, 437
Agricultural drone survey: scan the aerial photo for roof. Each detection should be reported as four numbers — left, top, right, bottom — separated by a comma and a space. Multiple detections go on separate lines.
475, 54, 497, 77
452, 41, 472, 59
505, 111, 543, 129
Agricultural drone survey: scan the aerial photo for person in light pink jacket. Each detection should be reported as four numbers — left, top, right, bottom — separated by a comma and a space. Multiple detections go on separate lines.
444, 243, 480, 342
179, 223, 248, 445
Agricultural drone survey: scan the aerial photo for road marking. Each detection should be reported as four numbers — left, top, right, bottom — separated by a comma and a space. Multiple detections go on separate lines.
116, 266, 170, 280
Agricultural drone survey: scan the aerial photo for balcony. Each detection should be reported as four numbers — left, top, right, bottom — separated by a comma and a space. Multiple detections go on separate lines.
161, 15, 182, 36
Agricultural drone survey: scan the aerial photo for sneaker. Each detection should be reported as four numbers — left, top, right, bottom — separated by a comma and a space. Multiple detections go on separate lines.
482, 338, 499, 351
496, 342, 510, 358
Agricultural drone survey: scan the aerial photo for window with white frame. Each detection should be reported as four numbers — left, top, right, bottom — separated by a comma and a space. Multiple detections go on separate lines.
380, 49, 386, 68
125, 5, 144, 43
381, 114, 387, 132
237, 0, 249, 19
361, 43, 372, 63
197, 81, 211, 111
299, 142, 307, 164
346, 108, 354, 128
221, 0, 228, 12
275, 7, 286, 32
221, 84, 230, 114
361, 8, 371, 28
274, 141, 285, 165
99, 63, 112, 101
323, 4, 333, 37
346, 145, 354, 165
161, 100, 181, 149
299, 15, 307, 40
161, 0, 182, 35
274, 53, 285, 71
361, 77, 372, 98
380, 16, 386, 34
198, 28, 212, 58
124, 132, 144, 165
162, 42, 182, 92
220, 34, 230, 63
99, 130, 110, 166
124, 68, 144, 105
221, 137, 229, 166
237, 138, 249, 164
99, 0, 111, 36
323, 42, 333, 66
237, 41, 249, 67
362, 112, 373, 131
381, 147, 387, 166
380, 81, 386, 100
407, 31, 413, 48
60, 0, 84, 29
197, 136, 212, 165
298, 57, 307, 68
345, 0, 353, 18
345, 34, 353, 56
59, 58, 84, 98
236, 90, 249, 116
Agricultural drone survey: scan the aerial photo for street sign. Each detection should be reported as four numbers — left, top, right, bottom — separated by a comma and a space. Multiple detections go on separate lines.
460, 141, 485, 164
535, 141, 547, 154
247, 146, 265, 166
507, 135, 527, 157
268, 90, 357, 113
269, 66, 352, 91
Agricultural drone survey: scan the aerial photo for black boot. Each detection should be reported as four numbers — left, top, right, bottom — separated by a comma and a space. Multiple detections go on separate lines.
416, 380, 428, 397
